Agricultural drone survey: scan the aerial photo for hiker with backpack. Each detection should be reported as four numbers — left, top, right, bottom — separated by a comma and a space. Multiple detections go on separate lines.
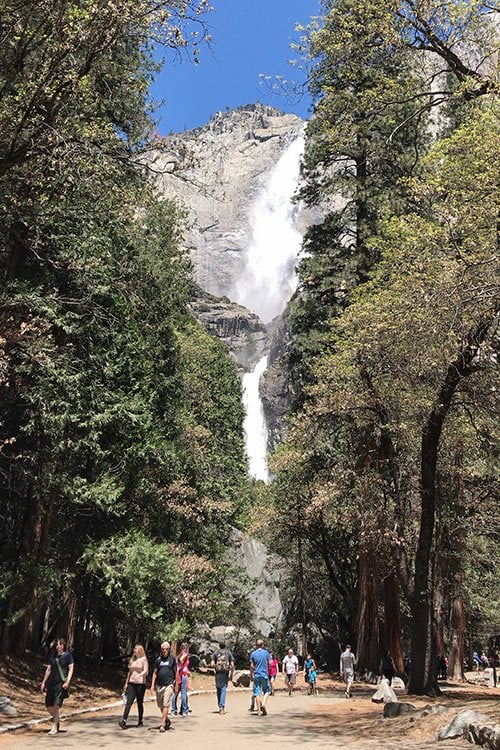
211, 642, 234, 714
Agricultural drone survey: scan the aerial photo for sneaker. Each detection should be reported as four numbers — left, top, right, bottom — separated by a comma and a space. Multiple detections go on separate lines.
119, 720, 127, 729
48, 726, 58, 735
159, 725, 166, 733
260, 705, 267, 716
166, 718, 171, 730
345, 691, 349, 698
172, 711, 178, 716
136, 721, 144, 727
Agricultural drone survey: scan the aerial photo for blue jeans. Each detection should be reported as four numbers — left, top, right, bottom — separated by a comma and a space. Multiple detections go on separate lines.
172, 675, 189, 714
216, 684, 227, 709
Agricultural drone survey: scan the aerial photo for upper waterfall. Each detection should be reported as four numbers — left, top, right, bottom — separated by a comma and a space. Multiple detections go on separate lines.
233, 133, 305, 323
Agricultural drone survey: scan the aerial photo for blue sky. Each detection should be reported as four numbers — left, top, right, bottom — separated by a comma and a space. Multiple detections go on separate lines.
151, 0, 320, 134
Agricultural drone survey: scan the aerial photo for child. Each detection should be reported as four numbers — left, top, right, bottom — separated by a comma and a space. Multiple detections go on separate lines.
308, 666, 318, 696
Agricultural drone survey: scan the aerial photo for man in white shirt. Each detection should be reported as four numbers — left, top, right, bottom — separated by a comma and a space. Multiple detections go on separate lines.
339, 644, 356, 698
282, 648, 299, 696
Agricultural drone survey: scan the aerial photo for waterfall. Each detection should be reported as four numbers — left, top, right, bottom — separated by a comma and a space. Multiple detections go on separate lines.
242, 356, 269, 482
235, 133, 305, 324
235, 133, 305, 481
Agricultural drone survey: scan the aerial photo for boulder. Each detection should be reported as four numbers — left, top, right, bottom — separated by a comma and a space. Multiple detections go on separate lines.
372, 678, 399, 704
0, 696, 18, 716
383, 702, 417, 718
420, 704, 449, 717
438, 710, 491, 741
232, 670, 251, 687
392, 677, 406, 689
464, 719, 500, 750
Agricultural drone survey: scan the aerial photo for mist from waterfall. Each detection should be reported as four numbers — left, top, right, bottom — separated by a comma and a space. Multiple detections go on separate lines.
236, 133, 305, 482
234, 133, 305, 323
242, 356, 269, 482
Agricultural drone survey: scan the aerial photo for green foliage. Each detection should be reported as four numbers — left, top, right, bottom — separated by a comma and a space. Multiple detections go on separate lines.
275, 0, 499, 686
0, 0, 254, 657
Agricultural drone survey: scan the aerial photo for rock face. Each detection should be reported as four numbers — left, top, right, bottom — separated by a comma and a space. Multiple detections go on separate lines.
229, 528, 282, 636
148, 104, 305, 300
261, 316, 293, 450
190, 290, 268, 371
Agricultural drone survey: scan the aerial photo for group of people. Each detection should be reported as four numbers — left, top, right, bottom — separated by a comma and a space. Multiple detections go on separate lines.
39, 635, 360, 735
119, 640, 191, 731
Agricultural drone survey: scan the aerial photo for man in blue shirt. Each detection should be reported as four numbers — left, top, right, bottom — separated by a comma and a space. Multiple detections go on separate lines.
249, 638, 270, 716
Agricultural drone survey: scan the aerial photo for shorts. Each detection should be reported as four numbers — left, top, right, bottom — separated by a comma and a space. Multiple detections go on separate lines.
45, 683, 68, 708
343, 669, 354, 685
285, 672, 296, 685
156, 684, 174, 709
252, 675, 270, 697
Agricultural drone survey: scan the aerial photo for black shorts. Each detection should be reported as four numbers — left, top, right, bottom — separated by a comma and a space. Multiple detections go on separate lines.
45, 683, 68, 708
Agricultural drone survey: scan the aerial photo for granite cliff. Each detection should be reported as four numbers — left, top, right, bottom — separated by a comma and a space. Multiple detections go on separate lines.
148, 103, 306, 303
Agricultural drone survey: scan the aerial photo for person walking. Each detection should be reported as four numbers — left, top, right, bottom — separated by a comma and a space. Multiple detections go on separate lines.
211, 641, 234, 714
40, 638, 74, 736
172, 642, 191, 716
268, 652, 279, 696
151, 642, 177, 732
340, 644, 356, 698
249, 638, 270, 716
304, 654, 317, 695
380, 650, 396, 685
119, 644, 149, 729
308, 663, 318, 695
282, 648, 299, 696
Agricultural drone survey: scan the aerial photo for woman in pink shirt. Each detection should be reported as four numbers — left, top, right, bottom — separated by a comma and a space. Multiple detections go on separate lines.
172, 642, 191, 715
268, 652, 279, 695
119, 644, 149, 729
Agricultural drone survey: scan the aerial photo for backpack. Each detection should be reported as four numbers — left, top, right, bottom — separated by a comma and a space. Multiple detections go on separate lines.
215, 649, 230, 673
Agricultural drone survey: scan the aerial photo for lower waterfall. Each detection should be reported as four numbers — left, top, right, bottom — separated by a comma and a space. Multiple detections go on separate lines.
242, 356, 269, 482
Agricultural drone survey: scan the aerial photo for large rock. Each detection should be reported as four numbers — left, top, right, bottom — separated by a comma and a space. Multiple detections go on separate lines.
191, 290, 268, 370
438, 710, 491, 741
372, 678, 399, 704
0, 696, 18, 716
232, 670, 252, 688
383, 702, 417, 718
464, 719, 500, 749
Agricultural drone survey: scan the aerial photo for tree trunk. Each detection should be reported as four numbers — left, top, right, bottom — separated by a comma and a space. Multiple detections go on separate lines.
356, 551, 379, 673
383, 569, 405, 674
408, 316, 493, 695
433, 525, 449, 666
448, 585, 466, 681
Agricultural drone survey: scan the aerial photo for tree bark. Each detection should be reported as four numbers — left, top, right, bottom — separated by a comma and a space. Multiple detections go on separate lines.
433, 525, 449, 665
356, 551, 379, 673
383, 568, 405, 674
448, 583, 466, 681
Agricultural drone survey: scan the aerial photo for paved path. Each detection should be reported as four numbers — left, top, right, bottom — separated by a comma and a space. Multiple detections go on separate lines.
0, 690, 348, 749
0, 689, 470, 750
